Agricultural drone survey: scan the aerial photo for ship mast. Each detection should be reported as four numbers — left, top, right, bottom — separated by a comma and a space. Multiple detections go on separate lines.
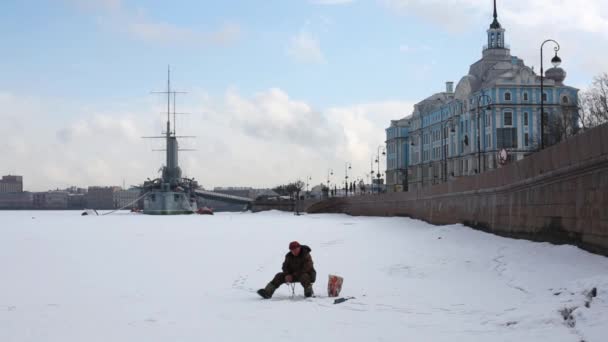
167, 66, 172, 138
144, 67, 194, 186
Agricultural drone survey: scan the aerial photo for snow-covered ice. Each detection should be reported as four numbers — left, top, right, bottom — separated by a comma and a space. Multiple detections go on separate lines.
1, 210, 607, 341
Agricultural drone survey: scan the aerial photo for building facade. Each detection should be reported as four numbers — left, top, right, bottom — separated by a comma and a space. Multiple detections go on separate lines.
402, 1, 578, 190
68, 194, 87, 209
113, 189, 141, 209
0, 175, 23, 193
45, 191, 69, 209
87, 186, 120, 210
385, 118, 411, 192
0, 192, 33, 209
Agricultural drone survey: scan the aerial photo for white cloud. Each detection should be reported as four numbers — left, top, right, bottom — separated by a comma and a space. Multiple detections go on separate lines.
382, 0, 608, 79
382, 0, 608, 36
287, 30, 326, 64
68, 0, 241, 46
0, 89, 412, 191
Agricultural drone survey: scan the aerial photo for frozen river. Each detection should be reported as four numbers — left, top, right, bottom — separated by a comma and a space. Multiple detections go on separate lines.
1, 210, 607, 341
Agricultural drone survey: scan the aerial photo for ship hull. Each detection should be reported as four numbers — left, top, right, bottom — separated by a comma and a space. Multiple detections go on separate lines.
143, 190, 196, 215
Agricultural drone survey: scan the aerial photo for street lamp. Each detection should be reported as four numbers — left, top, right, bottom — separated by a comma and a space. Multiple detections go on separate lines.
344, 162, 352, 197
326, 169, 333, 187
540, 39, 561, 150
375, 146, 386, 193
441, 119, 456, 182
475, 93, 493, 174
370, 156, 375, 194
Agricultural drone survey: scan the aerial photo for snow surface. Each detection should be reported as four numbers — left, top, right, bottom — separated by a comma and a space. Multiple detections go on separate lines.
1, 210, 607, 342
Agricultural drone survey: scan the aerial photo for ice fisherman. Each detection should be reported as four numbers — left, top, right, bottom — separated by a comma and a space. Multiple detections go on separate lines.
257, 241, 317, 299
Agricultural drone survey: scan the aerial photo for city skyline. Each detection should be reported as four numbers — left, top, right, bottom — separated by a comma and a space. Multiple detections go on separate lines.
2, 0, 607, 191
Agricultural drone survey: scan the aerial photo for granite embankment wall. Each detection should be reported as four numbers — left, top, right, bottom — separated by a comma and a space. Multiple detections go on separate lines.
308, 123, 608, 256
252, 199, 320, 213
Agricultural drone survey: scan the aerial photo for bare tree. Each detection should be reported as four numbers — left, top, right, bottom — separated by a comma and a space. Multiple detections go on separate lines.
579, 73, 608, 128
547, 106, 580, 143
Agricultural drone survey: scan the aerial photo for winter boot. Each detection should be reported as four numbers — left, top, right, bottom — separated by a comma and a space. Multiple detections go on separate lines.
257, 283, 276, 299
304, 285, 314, 298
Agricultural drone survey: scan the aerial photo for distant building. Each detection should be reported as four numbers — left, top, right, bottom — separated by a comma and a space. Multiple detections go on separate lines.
87, 186, 120, 210
68, 193, 87, 209
397, 1, 579, 190
0, 175, 23, 193
45, 191, 69, 209
33, 192, 46, 209
31, 191, 69, 209
113, 189, 141, 209
385, 118, 411, 192
63, 186, 88, 195
0, 192, 33, 209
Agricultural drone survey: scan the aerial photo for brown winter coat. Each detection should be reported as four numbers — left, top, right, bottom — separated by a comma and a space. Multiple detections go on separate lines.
282, 245, 316, 283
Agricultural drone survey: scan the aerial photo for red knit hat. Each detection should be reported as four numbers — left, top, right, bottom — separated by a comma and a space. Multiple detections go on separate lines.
289, 241, 301, 250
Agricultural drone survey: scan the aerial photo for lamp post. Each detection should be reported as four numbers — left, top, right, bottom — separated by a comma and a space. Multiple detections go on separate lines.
475, 93, 493, 174
540, 39, 561, 150
375, 146, 386, 193
344, 162, 352, 197
441, 119, 456, 182
326, 169, 333, 197
370, 156, 376, 194
305, 176, 312, 194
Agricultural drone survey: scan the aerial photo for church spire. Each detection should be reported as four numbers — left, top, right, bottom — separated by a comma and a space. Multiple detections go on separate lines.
490, 0, 501, 29
485, 0, 505, 50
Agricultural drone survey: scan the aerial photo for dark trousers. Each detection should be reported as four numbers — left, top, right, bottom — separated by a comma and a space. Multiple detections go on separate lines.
270, 272, 313, 289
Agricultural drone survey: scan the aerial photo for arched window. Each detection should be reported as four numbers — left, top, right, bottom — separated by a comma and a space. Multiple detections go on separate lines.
504, 92, 512, 101
523, 92, 529, 101
562, 96, 569, 104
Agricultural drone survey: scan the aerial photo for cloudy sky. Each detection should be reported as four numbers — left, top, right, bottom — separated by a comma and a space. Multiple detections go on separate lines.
1, 0, 607, 191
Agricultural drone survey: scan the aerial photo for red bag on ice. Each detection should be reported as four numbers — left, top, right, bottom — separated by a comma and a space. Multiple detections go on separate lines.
327, 274, 343, 297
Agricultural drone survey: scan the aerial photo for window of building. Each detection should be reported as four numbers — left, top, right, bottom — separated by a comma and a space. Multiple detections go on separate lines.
504, 112, 513, 126
542, 93, 548, 101
524, 112, 529, 126
523, 92, 529, 101
562, 96, 569, 104
486, 134, 491, 148
525, 133, 529, 147
497, 127, 517, 148
504, 92, 512, 101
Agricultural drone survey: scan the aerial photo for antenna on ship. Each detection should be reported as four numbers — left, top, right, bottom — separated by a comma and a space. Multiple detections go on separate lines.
142, 67, 198, 151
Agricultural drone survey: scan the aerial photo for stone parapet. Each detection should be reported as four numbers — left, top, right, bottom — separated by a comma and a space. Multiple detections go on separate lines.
308, 123, 608, 256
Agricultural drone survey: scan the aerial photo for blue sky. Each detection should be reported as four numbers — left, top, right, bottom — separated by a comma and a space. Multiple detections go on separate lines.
2, 0, 607, 190
0, 0, 485, 105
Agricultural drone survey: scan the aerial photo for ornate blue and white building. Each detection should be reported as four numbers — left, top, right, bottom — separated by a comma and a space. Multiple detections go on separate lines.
385, 117, 411, 192
386, 0, 579, 191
